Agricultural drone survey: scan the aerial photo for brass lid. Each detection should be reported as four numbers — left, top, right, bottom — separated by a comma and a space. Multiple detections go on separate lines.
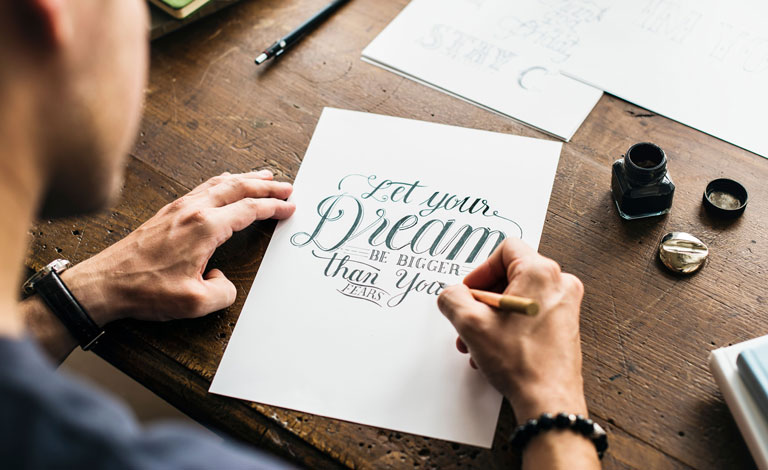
658, 232, 709, 274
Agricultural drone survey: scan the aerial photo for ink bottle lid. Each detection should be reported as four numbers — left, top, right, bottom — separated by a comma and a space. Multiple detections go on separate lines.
703, 178, 748, 218
658, 232, 708, 274
611, 142, 675, 220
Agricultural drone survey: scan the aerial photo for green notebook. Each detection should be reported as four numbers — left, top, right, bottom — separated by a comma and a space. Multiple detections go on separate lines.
149, 0, 211, 19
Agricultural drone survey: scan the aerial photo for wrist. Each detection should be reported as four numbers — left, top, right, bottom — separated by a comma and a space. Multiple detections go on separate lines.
508, 380, 588, 422
59, 261, 124, 327
517, 414, 605, 467
21, 261, 116, 362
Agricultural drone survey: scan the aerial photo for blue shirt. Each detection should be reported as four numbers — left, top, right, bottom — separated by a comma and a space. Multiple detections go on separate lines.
0, 337, 297, 469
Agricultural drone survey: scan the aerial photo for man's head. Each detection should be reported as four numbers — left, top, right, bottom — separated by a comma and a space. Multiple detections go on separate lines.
0, 0, 149, 217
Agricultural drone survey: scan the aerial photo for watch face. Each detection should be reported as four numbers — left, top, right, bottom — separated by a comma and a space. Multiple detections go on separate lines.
23, 259, 71, 295
49, 259, 71, 274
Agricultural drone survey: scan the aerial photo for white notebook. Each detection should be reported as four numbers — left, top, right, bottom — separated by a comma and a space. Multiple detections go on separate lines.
710, 335, 768, 468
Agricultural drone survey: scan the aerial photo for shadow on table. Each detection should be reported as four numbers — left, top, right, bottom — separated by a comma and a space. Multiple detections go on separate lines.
691, 392, 755, 469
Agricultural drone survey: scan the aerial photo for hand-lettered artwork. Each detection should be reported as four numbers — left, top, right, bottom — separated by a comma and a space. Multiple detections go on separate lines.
361, 0, 607, 141
563, 0, 768, 158
288, 170, 523, 308
210, 109, 561, 447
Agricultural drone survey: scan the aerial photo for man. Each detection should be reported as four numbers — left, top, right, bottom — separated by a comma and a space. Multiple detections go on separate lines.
0, 1, 600, 469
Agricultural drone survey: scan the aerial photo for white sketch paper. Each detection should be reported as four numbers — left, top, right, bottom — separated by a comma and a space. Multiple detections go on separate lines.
210, 108, 562, 447
563, 0, 768, 158
361, 0, 606, 141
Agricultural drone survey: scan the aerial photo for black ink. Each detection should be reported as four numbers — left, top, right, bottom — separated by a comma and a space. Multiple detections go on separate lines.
388, 269, 444, 308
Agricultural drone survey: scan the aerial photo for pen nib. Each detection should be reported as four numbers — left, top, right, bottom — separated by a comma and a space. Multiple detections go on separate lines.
255, 53, 268, 65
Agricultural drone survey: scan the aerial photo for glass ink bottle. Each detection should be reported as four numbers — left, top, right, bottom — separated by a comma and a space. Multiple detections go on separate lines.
611, 142, 675, 220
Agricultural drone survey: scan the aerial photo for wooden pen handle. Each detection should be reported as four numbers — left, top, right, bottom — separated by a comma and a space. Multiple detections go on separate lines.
469, 289, 539, 316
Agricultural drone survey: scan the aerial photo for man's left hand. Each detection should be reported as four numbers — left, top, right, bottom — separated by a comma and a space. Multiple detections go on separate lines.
61, 170, 295, 326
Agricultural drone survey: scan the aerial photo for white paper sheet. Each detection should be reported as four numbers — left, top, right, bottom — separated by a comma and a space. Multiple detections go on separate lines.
210, 108, 562, 447
563, 0, 768, 158
361, 0, 605, 141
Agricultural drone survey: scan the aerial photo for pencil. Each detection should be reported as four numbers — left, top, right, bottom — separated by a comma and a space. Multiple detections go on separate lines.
468, 289, 539, 316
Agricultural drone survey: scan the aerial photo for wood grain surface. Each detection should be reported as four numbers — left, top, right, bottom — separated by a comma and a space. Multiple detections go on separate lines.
25, 0, 765, 468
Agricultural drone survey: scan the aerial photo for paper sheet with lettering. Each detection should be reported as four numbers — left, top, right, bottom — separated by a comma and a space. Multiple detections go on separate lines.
563, 0, 768, 158
210, 108, 561, 447
361, 0, 606, 141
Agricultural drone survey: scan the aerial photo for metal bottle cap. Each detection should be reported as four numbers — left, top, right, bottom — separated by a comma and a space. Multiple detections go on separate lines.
658, 232, 709, 274
703, 178, 748, 218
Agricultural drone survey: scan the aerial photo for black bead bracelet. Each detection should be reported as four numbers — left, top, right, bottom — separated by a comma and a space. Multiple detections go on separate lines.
509, 412, 608, 459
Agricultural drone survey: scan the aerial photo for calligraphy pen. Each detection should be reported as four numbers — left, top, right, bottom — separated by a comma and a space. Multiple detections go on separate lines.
255, 0, 353, 65
439, 283, 539, 316
469, 289, 539, 316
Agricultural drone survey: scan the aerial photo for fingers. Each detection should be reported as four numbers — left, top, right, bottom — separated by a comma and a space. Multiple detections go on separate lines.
212, 198, 296, 234
455, 337, 477, 369
437, 284, 496, 332
561, 272, 585, 301
202, 178, 293, 207
197, 269, 237, 315
187, 170, 276, 197
437, 284, 476, 323
177, 171, 297, 242
463, 238, 536, 289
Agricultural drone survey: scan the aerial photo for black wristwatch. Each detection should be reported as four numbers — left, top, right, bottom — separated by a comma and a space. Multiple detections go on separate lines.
23, 259, 105, 351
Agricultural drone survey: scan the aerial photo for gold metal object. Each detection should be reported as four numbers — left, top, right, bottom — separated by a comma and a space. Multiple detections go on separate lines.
658, 232, 709, 274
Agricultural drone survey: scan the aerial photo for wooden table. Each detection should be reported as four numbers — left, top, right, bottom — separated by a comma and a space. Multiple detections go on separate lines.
26, 0, 766, 468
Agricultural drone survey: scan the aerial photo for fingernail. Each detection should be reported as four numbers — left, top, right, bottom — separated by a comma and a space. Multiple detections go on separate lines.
258, 169, 273, 177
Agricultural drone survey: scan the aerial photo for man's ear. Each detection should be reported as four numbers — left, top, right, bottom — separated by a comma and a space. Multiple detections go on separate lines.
18, 0, 73, 51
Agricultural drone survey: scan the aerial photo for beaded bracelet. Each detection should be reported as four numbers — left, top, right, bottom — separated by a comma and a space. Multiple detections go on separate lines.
509, 412, 608, 459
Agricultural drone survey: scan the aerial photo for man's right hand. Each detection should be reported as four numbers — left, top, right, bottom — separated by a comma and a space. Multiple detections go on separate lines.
437, 238, 587, 422
438, 239, 600, 469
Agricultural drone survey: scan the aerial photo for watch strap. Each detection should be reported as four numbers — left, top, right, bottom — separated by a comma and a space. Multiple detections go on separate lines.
35, 271, 104, 350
